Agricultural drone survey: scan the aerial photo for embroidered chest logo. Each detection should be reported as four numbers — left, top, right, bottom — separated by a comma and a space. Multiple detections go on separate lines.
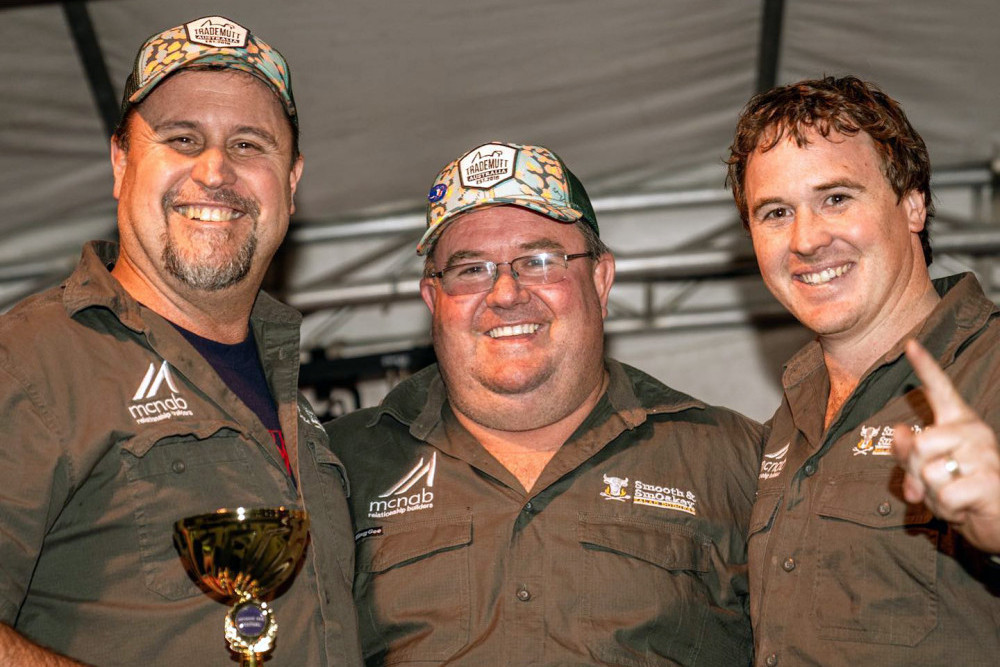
128, 361, 194, 424
759, 443, 790, 480
600, 473, 697, 515
297, 401, 323, 430
368, 452, 437, 518
852, 423, 922, 456
633, 482, 697, 515
600, 475, 631, 501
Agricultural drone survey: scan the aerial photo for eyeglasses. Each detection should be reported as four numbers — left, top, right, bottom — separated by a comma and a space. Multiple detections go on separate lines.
428, 252, 594, 296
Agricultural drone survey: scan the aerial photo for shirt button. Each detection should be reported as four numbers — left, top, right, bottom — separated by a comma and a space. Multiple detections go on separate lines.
765, 654, 779, 666
524, 501, 533, 512
516, 587, 531, 602
877, 501, 892, 516
782, 557, 796, 572
171, 460, 186, 474
803, 462, 817, 476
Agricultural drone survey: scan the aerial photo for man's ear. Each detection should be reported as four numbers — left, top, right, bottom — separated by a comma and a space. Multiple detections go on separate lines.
903, 189, 927, 233
288, 154, 305, 215
592, 252, 616, 319
111, 136, 127, 200
419, 276, 438, 315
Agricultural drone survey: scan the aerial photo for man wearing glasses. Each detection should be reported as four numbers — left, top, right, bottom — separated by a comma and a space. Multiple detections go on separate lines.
326, 141, 763, 665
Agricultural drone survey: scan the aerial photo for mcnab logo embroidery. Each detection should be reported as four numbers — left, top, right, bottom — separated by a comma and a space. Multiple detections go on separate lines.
128, 361, 193, 424
368, 452, 437, 518
759, 443, 790, 480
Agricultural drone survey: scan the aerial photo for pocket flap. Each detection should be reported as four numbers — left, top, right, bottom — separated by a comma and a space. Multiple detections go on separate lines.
749, 491, 782, 537
817, 472, 934, 528
578, 513, 710, 572
120, 429, 247, 482
308, 440, 350, 495
359, 512, 472, 573
120, 422, 238, 459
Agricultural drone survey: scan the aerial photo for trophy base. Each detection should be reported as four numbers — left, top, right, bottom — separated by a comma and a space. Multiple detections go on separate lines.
225, 599, 277, 665
237, 653, 264, 667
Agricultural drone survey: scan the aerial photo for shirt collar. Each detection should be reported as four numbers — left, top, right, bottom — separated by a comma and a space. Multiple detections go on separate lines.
368, 358, 707, 438
62, 241, 145, 332
61, 240, 301, 344
781, 272, 997, 392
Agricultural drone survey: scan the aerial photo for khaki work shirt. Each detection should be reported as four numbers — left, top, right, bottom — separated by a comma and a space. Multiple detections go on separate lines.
751, 273, 1000, 666
0, 242, 363, 666
327, 360, 764, 665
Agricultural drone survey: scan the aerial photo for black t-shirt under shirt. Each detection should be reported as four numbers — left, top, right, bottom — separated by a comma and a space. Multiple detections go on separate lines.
172, 323, 294, 480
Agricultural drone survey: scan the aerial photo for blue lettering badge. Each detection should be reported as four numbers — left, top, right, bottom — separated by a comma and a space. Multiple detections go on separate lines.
428, 184, 447, 202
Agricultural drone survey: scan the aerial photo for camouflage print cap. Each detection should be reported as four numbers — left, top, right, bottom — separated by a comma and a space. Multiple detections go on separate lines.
119, 16, 296, 126
419, 141, 599, 256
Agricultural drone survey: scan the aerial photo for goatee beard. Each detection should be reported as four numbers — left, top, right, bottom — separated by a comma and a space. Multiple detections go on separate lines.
161, 187, 261, 291
163, 230, 257, 291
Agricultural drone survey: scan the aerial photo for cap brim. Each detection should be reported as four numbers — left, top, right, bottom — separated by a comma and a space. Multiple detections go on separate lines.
416, 199, 583, 256
127, 53, 295, 121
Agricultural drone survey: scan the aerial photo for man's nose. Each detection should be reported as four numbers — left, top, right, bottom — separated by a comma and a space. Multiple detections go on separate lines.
789, 209, 833, 256
191, 146, 237, 189
485, 264, 531, 307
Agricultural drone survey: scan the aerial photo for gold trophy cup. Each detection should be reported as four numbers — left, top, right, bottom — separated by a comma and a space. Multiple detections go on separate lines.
173, 507, 310, 666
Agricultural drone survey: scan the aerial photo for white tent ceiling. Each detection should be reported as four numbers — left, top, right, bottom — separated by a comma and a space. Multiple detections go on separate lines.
2, 0, 998, 419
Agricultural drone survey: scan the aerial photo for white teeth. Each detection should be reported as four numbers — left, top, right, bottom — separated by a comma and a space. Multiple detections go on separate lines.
800, 264, 851, 285
487, 323, 540, 338
176, 206, 241, 222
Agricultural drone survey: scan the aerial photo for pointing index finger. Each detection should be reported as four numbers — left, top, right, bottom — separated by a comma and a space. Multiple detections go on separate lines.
904, 339, 970, 425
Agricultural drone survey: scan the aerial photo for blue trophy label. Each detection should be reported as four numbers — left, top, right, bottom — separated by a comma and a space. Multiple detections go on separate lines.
235, 603, 268, 638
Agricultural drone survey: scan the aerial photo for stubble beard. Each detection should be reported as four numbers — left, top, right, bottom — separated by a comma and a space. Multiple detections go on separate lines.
163, 230, 257, 291
161, 188, 261, 291
446, 363, 596, 432
436, 334, 596, 433
433, 294, 607, 432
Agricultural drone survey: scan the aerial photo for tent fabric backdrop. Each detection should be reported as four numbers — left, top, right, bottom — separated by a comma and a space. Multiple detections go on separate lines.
1, 0, 998, 419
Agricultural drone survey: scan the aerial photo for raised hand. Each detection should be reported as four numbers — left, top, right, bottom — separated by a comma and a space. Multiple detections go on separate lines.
892, 339, 1000, 553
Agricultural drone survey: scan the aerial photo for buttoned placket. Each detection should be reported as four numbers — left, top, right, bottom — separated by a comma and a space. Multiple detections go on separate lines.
505, 491, 547, 665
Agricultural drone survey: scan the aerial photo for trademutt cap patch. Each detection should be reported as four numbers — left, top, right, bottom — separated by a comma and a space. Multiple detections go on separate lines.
418, 141, 599, 255
119, 16, 296, 127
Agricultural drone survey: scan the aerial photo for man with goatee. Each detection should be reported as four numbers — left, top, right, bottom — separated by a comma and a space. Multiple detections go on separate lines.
0, 16, 362, 666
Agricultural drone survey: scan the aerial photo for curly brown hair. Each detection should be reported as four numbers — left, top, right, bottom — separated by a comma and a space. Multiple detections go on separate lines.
725, 75, 933, 265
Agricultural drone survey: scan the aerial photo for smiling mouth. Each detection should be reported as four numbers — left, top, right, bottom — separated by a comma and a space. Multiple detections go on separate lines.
174, 205, 244, 222
797, 263, 853, 285
487, 323, 541, 338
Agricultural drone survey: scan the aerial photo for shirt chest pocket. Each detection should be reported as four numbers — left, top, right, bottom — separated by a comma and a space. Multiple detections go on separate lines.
355, 512, 472, 664
577, 513, 713, 666
121, 429, 262, 601
813, 472, 938, 646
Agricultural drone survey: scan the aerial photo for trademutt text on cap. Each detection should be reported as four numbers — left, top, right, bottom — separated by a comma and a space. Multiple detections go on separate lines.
119, 15, 296, 127
418, 141, 599, 256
